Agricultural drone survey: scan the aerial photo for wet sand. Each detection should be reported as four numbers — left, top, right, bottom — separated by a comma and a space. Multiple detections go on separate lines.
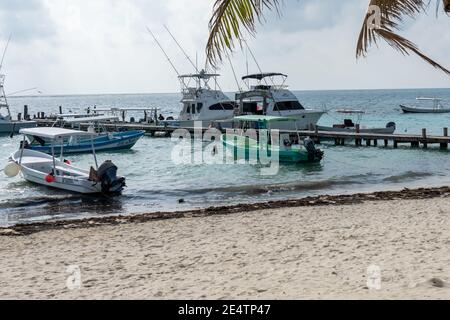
0, 187, 449, 299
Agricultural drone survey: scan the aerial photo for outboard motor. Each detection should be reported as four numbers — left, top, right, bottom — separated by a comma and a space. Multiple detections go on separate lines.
304, 138, 324, 162
97, 160, 126, 193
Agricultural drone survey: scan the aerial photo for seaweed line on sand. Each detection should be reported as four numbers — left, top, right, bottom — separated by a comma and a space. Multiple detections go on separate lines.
1, 186, 450, 237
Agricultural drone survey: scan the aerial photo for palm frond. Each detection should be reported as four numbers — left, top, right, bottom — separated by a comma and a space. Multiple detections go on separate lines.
444, 0, 450, 12
206, 0, 281, 67
357, 0, 450, 75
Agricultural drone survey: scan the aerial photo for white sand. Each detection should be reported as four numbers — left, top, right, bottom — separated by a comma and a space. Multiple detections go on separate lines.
0, 197, 449, 300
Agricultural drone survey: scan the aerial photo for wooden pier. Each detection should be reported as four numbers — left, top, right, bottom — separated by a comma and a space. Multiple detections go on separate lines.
296, 127, 450, 150
34, 119, 450, 150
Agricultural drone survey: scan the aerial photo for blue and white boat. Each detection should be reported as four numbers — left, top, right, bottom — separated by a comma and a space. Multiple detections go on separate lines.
24, 116, 145, 154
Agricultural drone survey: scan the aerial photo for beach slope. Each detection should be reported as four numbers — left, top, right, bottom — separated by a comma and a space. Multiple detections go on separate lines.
0, 197, 449, 299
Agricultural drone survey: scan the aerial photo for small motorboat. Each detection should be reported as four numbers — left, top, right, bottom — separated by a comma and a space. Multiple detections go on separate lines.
221, 115, 324, 164
400, 97, 450, 113
24, 115, 145, 154
4, 127, 126, 194
316, 109, 396, 134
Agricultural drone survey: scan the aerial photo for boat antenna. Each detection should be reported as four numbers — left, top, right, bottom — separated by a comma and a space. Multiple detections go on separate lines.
7, 87, 39, 97
227, 53, 242, 92
146, 26, 181, 78
0, 34, 11, 73
163, 24, 200, 74
243, 40, 266, 83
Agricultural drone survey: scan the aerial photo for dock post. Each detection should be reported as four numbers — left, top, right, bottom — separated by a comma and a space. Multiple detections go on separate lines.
441, 127, 448, 149
314, 125, 320, 144
393, 140, 398, 149
366, 140, 371, 146
374, 139, 378, 147
23, 105, 29, 120
422, 128, 428, 149
384, 139, 388, 147
59, 106, 63, 114
355, 124, 361, 146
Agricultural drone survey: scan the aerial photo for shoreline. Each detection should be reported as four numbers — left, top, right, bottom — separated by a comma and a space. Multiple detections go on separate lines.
2, 185, 450, 237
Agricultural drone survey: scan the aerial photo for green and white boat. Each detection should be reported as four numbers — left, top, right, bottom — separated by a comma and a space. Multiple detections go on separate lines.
221, 115, 324, 164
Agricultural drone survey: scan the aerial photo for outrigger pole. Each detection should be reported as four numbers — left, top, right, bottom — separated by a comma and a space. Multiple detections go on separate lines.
146, 26, 181, 78
163, 24, 199, 74
0, 34, 11, 73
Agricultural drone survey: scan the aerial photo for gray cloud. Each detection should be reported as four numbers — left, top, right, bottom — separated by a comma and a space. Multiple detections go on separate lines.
0, 0, 56, 41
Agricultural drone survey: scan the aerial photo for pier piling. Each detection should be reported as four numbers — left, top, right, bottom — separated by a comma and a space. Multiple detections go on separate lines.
422, 129, 428, 149
441, 127, 448, 150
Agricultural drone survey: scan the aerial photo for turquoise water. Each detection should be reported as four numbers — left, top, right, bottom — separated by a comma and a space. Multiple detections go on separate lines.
1, 88, 449, 226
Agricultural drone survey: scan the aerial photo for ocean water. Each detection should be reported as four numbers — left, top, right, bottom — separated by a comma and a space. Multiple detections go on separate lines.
1, 88, 450, 226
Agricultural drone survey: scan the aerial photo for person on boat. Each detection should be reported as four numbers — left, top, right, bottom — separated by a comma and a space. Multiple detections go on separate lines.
158, 114, 165, 121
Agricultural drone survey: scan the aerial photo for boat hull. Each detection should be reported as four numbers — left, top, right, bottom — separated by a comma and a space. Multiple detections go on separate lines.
27, 130, 145, 154
221, 134, 322, 164
265, 110, 325, 130
400, 105, 450, 114
170, 111, 324, 131
10, 149, 125, 194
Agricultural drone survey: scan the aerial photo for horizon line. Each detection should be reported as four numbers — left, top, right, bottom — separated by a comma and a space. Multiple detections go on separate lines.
8, 86, 450, 98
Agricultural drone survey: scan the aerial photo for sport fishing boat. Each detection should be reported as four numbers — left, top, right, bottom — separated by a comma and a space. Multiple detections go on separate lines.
0, 74, 36, 134
221, 115, 324, 164
23, 115, 145, 154
163, 70, 236, 128
4, 127, 126, 194
235, 73, 325, 130
400, 97, 450, 113
316, 109, 396, 134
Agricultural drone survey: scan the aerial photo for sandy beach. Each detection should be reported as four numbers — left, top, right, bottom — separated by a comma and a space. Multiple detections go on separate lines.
0, 189, 449, 300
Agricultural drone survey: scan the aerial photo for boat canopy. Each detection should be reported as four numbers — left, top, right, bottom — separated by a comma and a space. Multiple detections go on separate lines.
416, 97, 442, 101
20, 127, 92, 139
336, 109, 365, 114
91, 107, 116, 112
242, 73, 287, 81
91, 107, 158, 112
63, 115, 119, 124
58, 113, 94, 118
233, 115, 298, 123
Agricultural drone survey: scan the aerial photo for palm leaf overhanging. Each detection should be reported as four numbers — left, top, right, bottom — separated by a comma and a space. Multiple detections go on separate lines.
357, 0, 450, 75
445, 0, 450, 12
206, 0, 281, 67
206, 0, 450, 75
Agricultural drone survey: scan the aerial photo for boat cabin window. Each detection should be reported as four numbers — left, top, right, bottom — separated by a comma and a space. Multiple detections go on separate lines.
209, 103, 235, 111
254, 85, 272, 90
274, 101, 305, 111
197, 103, 203, 113
192, 104, 196, 114
242, 102, 265, 115
186, 105, 191, 113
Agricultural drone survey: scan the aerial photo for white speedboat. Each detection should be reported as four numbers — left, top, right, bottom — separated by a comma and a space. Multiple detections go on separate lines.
400, 97, 450, 113
235, 73, 325, 130
162, 70, 235, 128
4, 127, 126, 194
0, 74, 36, 134
316, 109, 396, 134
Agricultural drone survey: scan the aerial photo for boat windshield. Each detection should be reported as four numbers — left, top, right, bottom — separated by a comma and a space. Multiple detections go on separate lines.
274, 101, 305, 111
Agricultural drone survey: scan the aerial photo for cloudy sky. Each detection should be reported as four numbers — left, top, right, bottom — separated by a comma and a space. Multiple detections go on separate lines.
0, 0, 449, 95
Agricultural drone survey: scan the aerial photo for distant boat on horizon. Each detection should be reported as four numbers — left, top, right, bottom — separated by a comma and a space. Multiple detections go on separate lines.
400, 97, 450, 114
